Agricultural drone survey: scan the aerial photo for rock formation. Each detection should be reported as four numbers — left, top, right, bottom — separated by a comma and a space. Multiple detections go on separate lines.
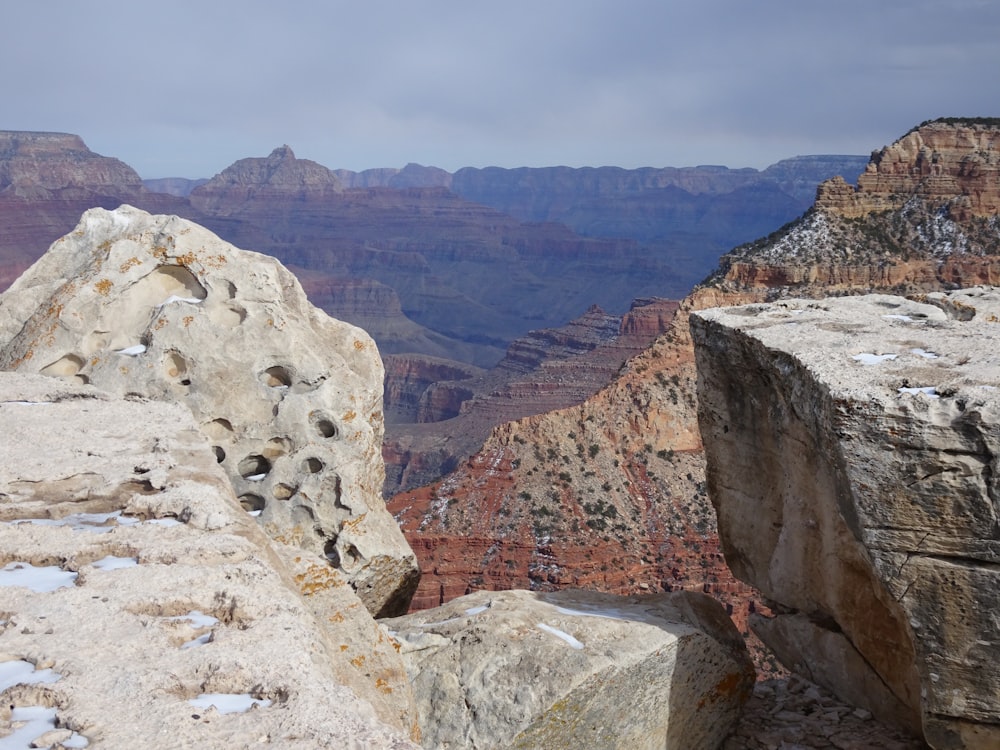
0, 130, 187, 289
383, 588, 754, 749
816, 119, 1000, 220
0, 372, 418, 747
691, 289, 1000, 748
389, 119, 1000, 697
0, 205, 418, 617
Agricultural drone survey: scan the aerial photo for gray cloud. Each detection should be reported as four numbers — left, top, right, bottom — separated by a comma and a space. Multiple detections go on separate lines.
3, 0, 998, 177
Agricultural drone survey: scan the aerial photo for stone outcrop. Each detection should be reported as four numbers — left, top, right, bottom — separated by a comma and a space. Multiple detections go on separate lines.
189, 145, 345, 214
0, 372, 418, 747
0, 131, 146, 200
382, 588, 754, 749
816, 119, 1000, 220
691, 289, 1000, 748
0, 205, 418, 617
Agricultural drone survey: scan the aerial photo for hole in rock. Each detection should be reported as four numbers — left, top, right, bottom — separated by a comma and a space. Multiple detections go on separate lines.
238, 455, 271, 479
39, 354, 85, 380
323, 539, 339, 565
143, 265, 208, 301
302, 457, 324, 474
311, 415, 337, 439
208, 304, 246, 328
239, 494, 265, 515
164, 351, 190, 382
260, 366, 292, 388
202, 418, 234, 440
264, 437, 292, 458
212, 446, 226, 463
273, 483, 297, 500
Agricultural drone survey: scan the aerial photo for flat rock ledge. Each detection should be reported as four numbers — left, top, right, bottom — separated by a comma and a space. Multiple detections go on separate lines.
0, 373, 418, 748
691, 288, 1000, 749
382, 588, 755, 750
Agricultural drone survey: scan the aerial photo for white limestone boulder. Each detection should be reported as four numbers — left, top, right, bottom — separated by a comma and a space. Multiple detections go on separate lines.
382, 588, 754, 749
0, 372, 418, 747
691, 289, 1000, 749
0, 205, 418, 617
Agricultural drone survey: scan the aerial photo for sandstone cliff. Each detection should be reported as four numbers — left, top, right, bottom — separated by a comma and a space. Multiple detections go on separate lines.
693, 290, 1000, 748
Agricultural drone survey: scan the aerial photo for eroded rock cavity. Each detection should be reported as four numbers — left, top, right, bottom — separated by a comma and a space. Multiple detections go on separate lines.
0, 205, 419, 617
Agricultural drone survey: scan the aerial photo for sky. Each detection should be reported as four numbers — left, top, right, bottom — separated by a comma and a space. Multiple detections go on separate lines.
3, 1, 999, 179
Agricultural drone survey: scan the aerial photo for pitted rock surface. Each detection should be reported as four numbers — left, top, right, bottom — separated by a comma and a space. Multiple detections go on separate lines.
0, 205, 418, 617
692, 288, 1000, 748
382, 588, 754, 750
0, 372, 418, 748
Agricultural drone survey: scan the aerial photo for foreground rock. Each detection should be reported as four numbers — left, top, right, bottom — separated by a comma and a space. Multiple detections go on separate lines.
0, 205, 418, 617
692, 289, 1000, 748
383, 588, 754, 749
0, 373, 417, 747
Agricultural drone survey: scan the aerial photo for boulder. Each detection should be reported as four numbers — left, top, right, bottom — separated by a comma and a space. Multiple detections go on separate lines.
0, 205, 418, 617
691, 289, 1000, 748
0, 372, 418, 747
382, 588, 754, 749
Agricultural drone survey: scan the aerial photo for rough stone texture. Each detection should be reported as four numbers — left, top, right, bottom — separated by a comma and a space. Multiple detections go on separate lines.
382, 588, 754, 750
816, 120, 1000, 220
691, 289, 1000, 748
0, 372, 418, 747
724, 675, 925, 750
0, 205, 418, 617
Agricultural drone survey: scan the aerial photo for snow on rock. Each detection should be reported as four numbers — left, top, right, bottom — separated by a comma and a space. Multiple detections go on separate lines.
383, 587, 754, 749
0, 205, 417, 619
0, 372, 419, 747
692, 288, 1000, 748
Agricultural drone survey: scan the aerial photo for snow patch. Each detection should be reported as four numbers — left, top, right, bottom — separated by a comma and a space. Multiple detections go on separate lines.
181, 633, 213, 649
0, 660, 62, 693
910, 348, 939, 359
166, 610, 219, 628
188, 693, 272, 714
898, 386, 940, 399
0, 562, 77, 592
883, 314, 915, 322
91, 555, 139, 571
157, 295, 203, 308
536, 623, 584, 649
852, 353, 898, 365
114, 344, 146, 356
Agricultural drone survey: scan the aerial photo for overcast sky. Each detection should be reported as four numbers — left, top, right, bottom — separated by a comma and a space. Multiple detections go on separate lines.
4, 1, 999, 178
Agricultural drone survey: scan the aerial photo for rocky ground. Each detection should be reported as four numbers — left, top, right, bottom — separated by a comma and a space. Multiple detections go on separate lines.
728, 676, 926, 750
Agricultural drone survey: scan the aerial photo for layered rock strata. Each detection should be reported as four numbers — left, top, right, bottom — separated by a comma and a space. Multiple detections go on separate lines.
817, 119, 1000, 220
0, 206, 418, 617
691, 289, 1000, 748
383, 588, 754, 749
0, 372, 418, 747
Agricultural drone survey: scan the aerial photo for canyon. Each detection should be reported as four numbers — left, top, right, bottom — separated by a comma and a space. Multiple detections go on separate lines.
0, 212, 756, 749
4, 119, 997, 747
388, 120, 1000, 709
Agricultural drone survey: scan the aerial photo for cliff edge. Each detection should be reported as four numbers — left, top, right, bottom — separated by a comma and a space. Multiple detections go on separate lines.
693, 289, 1000, 748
